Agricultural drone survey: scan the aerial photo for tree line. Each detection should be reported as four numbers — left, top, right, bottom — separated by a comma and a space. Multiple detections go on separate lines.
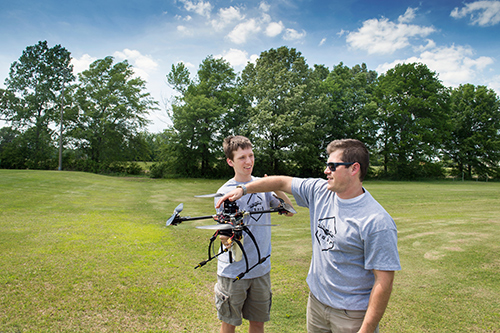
1, 41, 500, 180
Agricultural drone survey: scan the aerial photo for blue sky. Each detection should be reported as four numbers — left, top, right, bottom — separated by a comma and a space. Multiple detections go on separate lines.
1, 0, 500, 132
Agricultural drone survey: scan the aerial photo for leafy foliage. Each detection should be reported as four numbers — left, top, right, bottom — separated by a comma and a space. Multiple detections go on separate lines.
166, 56, 239, 178
375, 63, 450, 179
446, 84, 500, 179
241, 47, 322, 177
2, 43, 500, 180
72, 56, 157, 164
1, 41, 74, 168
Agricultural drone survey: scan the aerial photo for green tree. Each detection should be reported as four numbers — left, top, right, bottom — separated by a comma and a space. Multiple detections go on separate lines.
2, 41, 74, 169
375, 63, 450, 179
166, 56, 238, 177
166, 62, 191, 95
0, 89, 20, 122
320, 62, 378, 153
72, 56, 157, 167
0, 126, 26, 169
240, 46, 323, 177
447, 84, 500, 179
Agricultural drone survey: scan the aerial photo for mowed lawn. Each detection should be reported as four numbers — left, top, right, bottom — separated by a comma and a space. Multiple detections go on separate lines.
0, 170, 499, 332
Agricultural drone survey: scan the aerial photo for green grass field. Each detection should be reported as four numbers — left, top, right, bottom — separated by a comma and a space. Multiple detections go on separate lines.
1, 170, 499, 332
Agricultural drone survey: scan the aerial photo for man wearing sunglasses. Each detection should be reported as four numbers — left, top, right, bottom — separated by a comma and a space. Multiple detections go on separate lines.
216, 139, 401, 333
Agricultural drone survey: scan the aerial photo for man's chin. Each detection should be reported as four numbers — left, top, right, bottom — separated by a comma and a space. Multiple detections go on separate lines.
326, 180, 335, 192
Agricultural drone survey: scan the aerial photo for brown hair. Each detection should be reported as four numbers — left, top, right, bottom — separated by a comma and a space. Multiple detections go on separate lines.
223, 135, 253, 160
327, 139, 369, 181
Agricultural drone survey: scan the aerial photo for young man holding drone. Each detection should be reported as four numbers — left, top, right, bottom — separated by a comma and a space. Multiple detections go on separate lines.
214, 135, 294, 333
217, 139, 401, 333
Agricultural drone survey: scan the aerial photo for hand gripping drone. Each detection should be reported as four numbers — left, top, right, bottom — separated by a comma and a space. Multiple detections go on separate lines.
165, 193, 296, 282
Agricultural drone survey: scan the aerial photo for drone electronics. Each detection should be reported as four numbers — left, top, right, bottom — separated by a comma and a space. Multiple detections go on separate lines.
165, 193, 296, 282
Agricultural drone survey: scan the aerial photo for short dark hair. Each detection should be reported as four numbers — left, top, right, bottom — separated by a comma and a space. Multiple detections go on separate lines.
223, 135, 253, 160
327, 139, 369, 181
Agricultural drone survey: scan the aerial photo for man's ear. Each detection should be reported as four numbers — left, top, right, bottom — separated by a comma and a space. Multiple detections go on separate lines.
227, 158, 234, 167
351, 162, 361, 176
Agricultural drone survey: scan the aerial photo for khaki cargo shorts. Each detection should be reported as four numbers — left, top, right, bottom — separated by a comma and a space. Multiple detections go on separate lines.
214, 272, 272, 326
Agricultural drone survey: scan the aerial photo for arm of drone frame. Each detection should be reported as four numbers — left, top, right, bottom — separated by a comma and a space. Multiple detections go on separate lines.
195, 233, 230, 269
263, 174, 295, 216
166, 203, 184, 226
272, 192, 295, 217
245, 204, 297, 216
167, 212, 218, 227
233, 254, 270, 282
272, 195, 296, 216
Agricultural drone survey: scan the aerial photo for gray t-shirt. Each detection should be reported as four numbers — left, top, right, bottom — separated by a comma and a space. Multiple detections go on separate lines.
214, 176, 280, 279
292, 177, 401, 310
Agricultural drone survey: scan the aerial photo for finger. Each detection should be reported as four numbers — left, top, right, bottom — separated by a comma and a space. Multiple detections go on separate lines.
215, 196, 226, 208
215, 191, 238, 208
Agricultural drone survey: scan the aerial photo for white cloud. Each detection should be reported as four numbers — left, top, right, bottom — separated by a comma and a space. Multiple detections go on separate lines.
486, 75, 500, 95
180, 61, 196, 71
319, 38, 327, 46
71, 50, 159, 83
173, 60, 196, 72
451, 0, 500, 26
174, 1, 304, 45
283, 28, 306, 41
222, 3, 288, 43
265, 21, 284, 37
259, 1, 270, 12
227, 19, 261, 44
179, 0, 213, 18
216, 48, 258, 68
177, 25, 191, 35
71, 54, 97, 74
173, 1, 305, 45
414, 39, 437, 52
337, 29, 347, 37
346, 8, 435, 54
211, 6, 245, 31
249, 54, 259, 63
261, 13, 272, 24
113, 49, 159, 81
398, 7, 417, 24
376, 45, 495, 88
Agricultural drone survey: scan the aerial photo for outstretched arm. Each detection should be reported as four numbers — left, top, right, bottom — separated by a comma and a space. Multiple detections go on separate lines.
216, 176, 293, 208
358, 270, 395, 333
263, 174, 294, 216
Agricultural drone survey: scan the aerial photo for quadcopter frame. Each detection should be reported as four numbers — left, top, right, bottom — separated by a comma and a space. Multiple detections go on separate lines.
166, 195, 296, 282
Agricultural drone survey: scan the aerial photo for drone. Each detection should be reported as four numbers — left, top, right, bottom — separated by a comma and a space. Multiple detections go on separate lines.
165, 193, 296, 282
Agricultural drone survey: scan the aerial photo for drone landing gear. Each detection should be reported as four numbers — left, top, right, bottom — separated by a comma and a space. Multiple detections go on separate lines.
167, 196, 296, 282
194, 226, 269, 282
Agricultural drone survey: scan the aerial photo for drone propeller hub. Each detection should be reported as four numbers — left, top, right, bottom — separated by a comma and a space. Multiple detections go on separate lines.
166, 203, 183, 226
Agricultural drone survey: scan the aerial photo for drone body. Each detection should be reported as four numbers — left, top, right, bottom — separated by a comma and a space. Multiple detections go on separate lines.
165, 194, 296, 281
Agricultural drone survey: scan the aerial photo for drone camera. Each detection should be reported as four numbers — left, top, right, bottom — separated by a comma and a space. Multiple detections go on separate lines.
223, 199, 238, 215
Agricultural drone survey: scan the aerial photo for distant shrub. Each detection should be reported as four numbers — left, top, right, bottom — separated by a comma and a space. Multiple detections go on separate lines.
108, 161, 127, 173
149, 162, 169, 178
126, 162, 143, 175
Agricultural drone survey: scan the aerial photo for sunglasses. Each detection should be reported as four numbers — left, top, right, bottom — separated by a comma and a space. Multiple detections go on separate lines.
325, 162, 355, 172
